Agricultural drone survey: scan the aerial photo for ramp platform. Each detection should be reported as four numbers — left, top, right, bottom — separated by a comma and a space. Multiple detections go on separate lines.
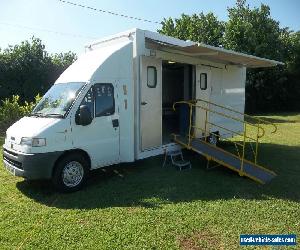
174, 135, 276, 184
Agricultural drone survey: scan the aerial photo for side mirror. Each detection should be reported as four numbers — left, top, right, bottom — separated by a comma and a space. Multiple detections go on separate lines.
76, 105, 93, 126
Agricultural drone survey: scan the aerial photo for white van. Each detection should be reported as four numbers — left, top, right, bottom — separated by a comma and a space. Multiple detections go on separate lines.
2, 28, 282, 191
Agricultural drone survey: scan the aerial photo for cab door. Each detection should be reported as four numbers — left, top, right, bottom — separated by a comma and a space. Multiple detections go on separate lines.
71, 82, 120, 168
195, 66, 211, 138
140, 56, 162, 150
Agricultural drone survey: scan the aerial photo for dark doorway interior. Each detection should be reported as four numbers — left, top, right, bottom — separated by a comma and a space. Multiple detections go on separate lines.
162, 61, 194, 144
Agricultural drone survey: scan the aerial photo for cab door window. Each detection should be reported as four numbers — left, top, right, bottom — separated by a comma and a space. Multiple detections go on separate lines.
75, 87, 94, 125
80, 88, 94, 117
94, 83, 115, 117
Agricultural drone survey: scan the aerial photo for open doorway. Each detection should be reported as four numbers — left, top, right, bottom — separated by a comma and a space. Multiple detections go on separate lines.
162, 61, 194, 144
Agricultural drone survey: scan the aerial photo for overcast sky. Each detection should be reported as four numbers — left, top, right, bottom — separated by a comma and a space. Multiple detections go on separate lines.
0, 0, 299, 55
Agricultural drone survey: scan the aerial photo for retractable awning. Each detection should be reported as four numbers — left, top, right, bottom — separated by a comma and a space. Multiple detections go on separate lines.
145, 31, 283, 68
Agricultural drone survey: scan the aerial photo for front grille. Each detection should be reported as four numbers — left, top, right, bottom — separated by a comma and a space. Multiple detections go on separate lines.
3, 155, 23, 170
3, 148, 18, 157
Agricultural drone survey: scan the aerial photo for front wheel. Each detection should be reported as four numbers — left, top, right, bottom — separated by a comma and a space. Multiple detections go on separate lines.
52, 153, 89, 192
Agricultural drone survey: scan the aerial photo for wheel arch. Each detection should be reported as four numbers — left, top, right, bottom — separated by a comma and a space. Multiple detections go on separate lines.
52, 148, 92, 177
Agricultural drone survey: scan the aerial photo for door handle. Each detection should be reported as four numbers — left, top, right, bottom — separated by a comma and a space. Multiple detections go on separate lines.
141, 101, 147, 105
112, 119, 119, 128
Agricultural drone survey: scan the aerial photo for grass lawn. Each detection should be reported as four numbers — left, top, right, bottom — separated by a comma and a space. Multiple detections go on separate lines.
0, 113, 299, 249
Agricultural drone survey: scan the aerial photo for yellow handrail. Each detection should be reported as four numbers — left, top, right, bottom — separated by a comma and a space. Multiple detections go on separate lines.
207, 122, 258, 141
172, 98, 278, 172
193, 104, 265, 138
173, 100, 266, 138
193, 98, 277, 134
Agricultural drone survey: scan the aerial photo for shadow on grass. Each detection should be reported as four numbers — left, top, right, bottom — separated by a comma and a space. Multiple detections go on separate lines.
250, 112, 300, 118
16, 142, 300, 209
255, 117, 299, 124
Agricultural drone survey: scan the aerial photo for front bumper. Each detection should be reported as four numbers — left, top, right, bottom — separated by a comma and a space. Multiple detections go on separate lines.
2, 145, 63, 180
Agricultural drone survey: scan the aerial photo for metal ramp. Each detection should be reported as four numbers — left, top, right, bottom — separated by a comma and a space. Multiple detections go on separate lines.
173, 135, 276, 184
172, 99, 278, 184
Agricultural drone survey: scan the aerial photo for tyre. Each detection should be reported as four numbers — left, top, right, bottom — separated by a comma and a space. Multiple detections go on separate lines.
52, 153, 89, 192
208, 132, 219, 146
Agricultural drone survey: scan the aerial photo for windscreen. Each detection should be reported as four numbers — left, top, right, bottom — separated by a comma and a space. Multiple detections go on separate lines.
31, 82, 85, 118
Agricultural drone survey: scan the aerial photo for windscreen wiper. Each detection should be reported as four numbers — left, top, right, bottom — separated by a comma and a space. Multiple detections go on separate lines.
44, 113, 64, 118
28, 112, 45, 117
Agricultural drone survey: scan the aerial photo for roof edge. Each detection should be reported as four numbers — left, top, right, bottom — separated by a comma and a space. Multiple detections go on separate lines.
84, 28, 284, 67
196, 42, 284, 66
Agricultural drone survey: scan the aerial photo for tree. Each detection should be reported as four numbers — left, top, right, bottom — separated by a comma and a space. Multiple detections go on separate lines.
223, 0, 297, 112
49, 51, 77, 83
159, 12, 225, 47
0, 37, 76, 102
158, 0, 300, 112
224, 0, 284, 59
285, 32, 300, 110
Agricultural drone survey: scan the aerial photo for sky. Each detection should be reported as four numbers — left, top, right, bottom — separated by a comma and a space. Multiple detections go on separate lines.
0, 0, 299, 55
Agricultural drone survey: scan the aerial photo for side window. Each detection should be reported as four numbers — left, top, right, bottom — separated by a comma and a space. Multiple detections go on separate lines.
95, 83, 115, 117
80, 88, 94, 117
200, 73, 207, 90
147, 66, 157, 88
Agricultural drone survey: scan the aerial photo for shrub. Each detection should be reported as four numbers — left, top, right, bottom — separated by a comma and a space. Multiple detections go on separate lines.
0, 95, 41, 133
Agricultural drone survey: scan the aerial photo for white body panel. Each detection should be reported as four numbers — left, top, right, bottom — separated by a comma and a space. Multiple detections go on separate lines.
210, 66, 246, 137
5, 28, 276, 173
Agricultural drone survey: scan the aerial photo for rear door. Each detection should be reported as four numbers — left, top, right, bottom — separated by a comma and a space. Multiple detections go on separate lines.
195, 65, 211, 138
140, 56, 162, 150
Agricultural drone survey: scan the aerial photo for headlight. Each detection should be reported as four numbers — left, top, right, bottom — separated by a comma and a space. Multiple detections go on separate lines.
32, 138, 47, 147
20, 137, 46, 147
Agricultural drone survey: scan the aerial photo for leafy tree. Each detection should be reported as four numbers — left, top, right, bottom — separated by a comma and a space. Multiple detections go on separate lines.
49, 51, 77, 84
159, 12, 225, 47
0, 37, 76, 102
285, 32, 300, 110
0, 38, 50, 101
224, 0, 285, 60
0, 95, 41, 132
158, 0, 300, 112
287, 32, 300, 75
223, 0, 298, 112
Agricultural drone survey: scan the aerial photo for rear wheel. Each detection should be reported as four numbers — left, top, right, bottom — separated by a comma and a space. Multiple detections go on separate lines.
208, 132, 219, 146
52, 153, 89, 192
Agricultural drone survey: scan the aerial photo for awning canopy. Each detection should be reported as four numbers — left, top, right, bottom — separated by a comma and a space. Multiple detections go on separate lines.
145, 31, 283, 68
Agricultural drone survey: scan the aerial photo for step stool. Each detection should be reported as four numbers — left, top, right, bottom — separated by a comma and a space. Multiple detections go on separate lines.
162, 149, 191, 171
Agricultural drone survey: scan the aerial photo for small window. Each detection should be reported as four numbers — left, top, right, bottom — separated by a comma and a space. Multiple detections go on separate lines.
147, 66, 157, 88
95, 83, 115, 117
200, 73, 207, 90
80, 88, 94, 117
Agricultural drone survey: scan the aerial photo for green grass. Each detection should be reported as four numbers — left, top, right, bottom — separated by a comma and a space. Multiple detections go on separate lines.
0, 113, 299, 249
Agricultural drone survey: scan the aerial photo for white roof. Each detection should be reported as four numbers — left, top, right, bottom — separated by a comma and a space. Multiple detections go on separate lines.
55, 40, 131, 84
